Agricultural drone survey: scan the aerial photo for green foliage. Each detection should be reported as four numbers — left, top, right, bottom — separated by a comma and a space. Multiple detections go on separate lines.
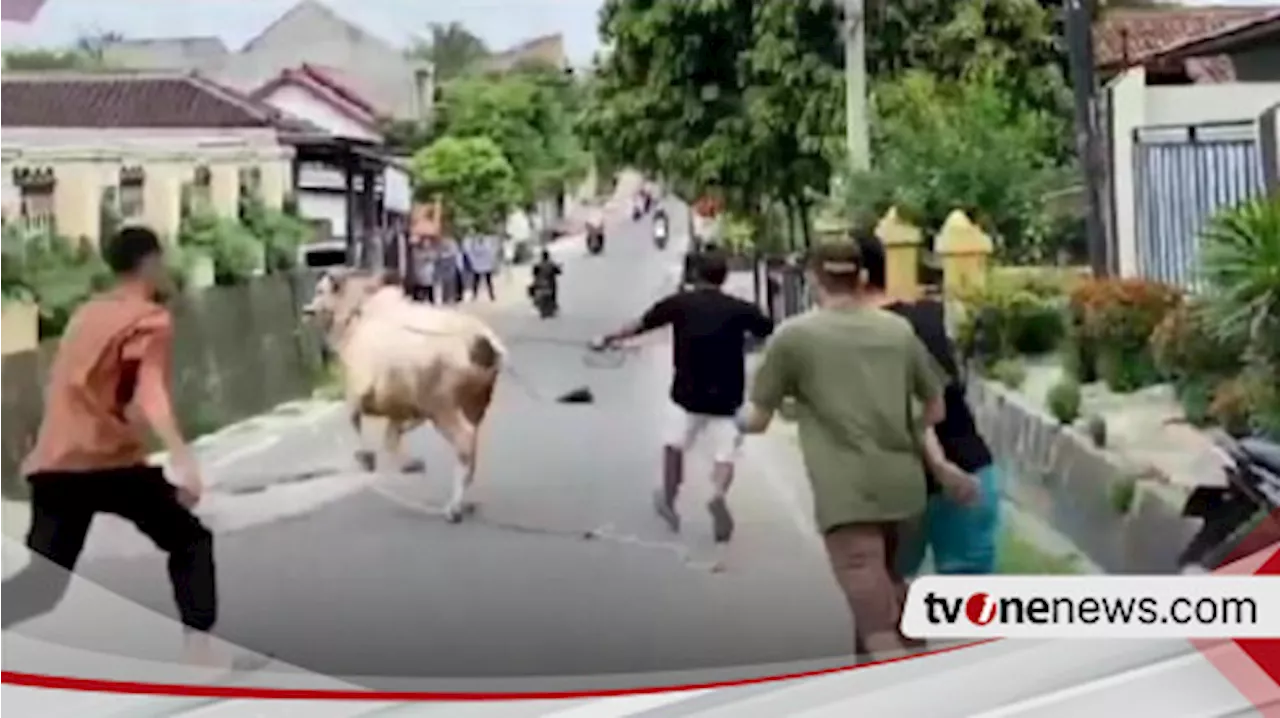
435, 73, 587, 205
4, 31, 124, 71
1085, 414, 1107, 448
987, 357, 1027, 390
1067, 278, 1182, 392
1047, 378, 1082, 425
408, 21, 489, 82
1109, 475, 1138, 516
1199, 195, 1280, 350
1150, 300, 1246, 385
580, 0, 843, 221
411, 135, 519, 230
240, 195, 311, 273
1, 225, 110, 338
843, 71, 1068, 262
177, 206, 261, 286
865, 0, 1072, 159
954, 274, 1067, 364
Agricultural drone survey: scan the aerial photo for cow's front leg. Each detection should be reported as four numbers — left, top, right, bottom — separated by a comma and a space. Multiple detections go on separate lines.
435, 411, 478, 523
350, 405, 376, 472
384, 419, 426, 473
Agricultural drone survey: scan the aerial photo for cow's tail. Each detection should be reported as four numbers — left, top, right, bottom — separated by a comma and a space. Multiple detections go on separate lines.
468, 328, 507, 372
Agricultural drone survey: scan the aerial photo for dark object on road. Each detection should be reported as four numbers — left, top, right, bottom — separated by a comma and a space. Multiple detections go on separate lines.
1178, 433, 1280, 572
557, 387, 595, 404
586, 228, 605, 255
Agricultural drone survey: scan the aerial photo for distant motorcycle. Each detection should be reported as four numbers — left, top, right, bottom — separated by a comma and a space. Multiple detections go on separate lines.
1178, 432, 1280, 572
654, 214, 669, 250
529, 283, 558, 319
586, 227, 605, 255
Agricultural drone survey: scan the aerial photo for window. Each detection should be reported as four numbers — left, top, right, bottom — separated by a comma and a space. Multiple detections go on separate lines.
238, 166, 263, 222
188, 165, 212, 212
119, 166, 145, 219
13, 167, 56, 232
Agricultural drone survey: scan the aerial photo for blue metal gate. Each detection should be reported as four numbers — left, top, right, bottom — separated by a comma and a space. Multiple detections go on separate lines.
1133, 122, 1267, 291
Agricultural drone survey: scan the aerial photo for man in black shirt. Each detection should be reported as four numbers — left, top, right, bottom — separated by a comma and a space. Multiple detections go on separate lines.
852, 233, 1000, 575
596, 249, 773, 545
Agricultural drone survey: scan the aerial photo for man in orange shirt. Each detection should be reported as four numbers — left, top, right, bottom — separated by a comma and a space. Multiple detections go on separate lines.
2, 226, 220, 665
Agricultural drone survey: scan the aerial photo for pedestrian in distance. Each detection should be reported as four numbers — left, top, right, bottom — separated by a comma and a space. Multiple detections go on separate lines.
733, 240, 964, 661
849, 231, 998, 577
465, 231, 498, 301
412, 239, 437, 304
436, 235, 463, 304
1, 225, 229, 668
594, 248, 773, 552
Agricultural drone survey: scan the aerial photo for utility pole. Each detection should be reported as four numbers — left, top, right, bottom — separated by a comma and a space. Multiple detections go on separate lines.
844, 0, 871, 172
1064, 0, 1111, 277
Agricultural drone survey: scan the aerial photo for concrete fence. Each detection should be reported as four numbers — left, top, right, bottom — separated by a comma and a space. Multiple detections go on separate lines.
1, 273, 326, 500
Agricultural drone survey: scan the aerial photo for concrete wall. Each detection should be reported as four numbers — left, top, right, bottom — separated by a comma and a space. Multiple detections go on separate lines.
1, 128, 293, 245
968, 379, 1198, 574
1107, 69, 1280, 277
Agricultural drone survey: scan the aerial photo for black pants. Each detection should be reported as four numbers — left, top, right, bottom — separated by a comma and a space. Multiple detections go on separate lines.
2, 466, 217, 632
411, 284, 436, 304
472, 272, 495, 300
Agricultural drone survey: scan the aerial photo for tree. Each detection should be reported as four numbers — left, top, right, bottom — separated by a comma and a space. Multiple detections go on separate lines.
437, 74, 587, 204
410, 22, 489, 82
579, 0, 843, 235
843, 70, 1068, 262
410, 136, 519, 231
4, 30, 125, 71
864, 0, 1071, 158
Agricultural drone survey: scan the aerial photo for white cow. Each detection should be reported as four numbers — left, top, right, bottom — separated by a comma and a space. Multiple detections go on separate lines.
302, 268, 506, 522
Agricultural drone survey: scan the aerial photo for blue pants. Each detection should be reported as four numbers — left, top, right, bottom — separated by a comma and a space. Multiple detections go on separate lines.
899, 464, 1001, 577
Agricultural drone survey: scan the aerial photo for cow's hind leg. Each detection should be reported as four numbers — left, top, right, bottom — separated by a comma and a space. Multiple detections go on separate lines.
435, 411, 478, 524
384, 419, 426, 473
350, 405, 376, 472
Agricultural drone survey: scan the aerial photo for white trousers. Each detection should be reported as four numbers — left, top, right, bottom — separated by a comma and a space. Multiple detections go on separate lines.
665, 407, 743, 464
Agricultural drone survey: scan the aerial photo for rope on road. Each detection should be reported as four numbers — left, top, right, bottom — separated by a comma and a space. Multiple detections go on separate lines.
365, 481, 726, 572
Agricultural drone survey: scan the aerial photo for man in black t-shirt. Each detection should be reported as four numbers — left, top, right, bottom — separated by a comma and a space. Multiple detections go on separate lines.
851, 233, 1000, 576
596, 249, 773, 545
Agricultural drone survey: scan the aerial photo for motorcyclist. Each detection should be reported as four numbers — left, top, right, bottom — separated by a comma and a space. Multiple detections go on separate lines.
530, 249, 562, 307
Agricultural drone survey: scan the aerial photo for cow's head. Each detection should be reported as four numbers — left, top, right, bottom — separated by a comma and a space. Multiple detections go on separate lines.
302, 268, 397, 335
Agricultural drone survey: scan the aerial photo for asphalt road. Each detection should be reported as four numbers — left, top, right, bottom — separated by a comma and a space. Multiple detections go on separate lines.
8, 197, 855, 689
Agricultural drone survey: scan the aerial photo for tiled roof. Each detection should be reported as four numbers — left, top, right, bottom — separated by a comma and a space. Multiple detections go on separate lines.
299, 64, 380, 117
0, 71, 314, 131
1094, 6, 1279, 75
252, 65, 382, 130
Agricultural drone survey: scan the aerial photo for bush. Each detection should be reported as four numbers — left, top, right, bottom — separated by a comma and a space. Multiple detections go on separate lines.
178, 208, 262, 286
987, 357, 1027, 389
241, 195, 311, 273
1208, 377, 1254, 438
1067, 277, 1182, 392
1047, 378, 1082, 425
1150, 300, 1246, 382
2, 225, 111, 338
954, 274, 1067, 364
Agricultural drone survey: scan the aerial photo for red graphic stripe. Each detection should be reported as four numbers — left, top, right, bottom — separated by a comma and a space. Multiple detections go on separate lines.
2, 640, 992, 701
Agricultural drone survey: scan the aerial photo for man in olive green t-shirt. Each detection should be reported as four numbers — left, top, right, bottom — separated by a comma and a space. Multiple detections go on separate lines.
735, 241, 947, 659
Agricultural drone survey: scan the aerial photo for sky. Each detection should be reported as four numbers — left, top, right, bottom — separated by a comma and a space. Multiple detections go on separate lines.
0, 0, 608, 64
0, 0, 1276, 65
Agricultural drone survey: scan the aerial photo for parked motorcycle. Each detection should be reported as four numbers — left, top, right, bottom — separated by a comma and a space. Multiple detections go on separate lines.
1178, 432, 1280, 572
